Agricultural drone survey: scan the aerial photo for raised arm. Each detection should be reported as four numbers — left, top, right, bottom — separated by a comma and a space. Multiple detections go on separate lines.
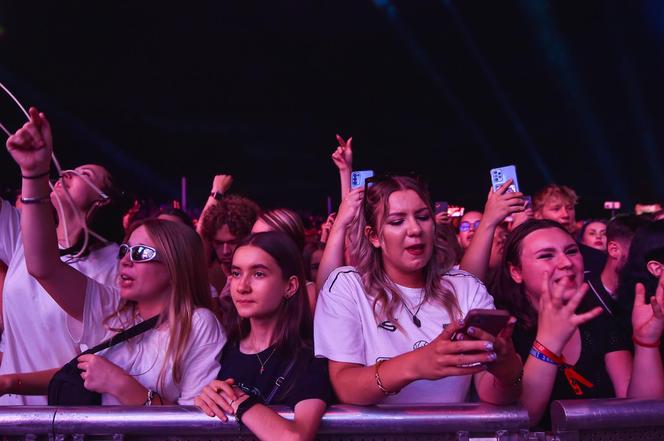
460, 180, 524, 282
331, 134, 352, 198
197, 174, 233, 239
6, 108, 87, 321
315, 188, 363, 291
628, 277, 664, 398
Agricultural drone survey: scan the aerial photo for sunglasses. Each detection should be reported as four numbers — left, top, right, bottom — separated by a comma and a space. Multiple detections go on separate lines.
118, 244, 158, 262
459, 220, 481, 232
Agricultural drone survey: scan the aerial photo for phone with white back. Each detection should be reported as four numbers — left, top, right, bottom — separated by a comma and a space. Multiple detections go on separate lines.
351, 170, 374, 190
490, 165, 519, 193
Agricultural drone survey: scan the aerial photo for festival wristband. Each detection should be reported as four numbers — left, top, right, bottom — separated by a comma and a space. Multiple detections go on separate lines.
532, 340, 594, 396
632, 335, 661, 348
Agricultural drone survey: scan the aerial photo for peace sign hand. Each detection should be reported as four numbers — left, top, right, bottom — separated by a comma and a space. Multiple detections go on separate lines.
331, 134, 353, 172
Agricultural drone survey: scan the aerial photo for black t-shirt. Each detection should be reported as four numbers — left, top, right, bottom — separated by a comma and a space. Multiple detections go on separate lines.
217, 342, 334, 409
512, 313, 630, 429
578, 242, 607, 278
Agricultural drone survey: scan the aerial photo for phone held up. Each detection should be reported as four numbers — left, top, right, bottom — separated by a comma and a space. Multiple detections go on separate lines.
490, 165, 520, 193
351, 170, 374, 190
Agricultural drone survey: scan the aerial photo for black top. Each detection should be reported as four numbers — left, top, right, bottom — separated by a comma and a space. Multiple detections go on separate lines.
217, 342, 334, 409
512, 313, 630, 429
578, 242, 607, 278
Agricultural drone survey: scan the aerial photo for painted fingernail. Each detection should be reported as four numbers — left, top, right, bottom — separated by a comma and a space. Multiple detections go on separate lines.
458, 319, 465, 326
457, 334, 465, 341
467, 326, 476, 335
489, 352, 497, 360
485, 342, 494, 350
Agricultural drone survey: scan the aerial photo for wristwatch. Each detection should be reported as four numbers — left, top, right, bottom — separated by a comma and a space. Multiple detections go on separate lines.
210, 191, 224, 201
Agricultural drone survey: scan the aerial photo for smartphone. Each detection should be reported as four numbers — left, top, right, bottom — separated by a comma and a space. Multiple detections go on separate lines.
603, 201, 621, 210
435, 201, 449, 215
448, 206, 465, 217
455, 309, 511, 339
351, 170, 374, 190
490, 165, 520, 193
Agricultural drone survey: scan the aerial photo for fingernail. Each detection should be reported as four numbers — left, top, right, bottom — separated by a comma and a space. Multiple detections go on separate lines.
458, 319, 465, 326
467, 326, 476, 335
485, 342, 494, 350
489, 352, 497, 360
457, 334, 464, 341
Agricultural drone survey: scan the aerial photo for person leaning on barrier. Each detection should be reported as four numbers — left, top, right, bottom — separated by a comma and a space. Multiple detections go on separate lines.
196, 232, 333, 441
2, 109, 225, 405
491, 219, 655, 428
314, 175, 523, 406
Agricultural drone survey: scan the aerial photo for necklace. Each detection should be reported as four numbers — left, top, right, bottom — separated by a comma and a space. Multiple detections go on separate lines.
402, 297, 424, 328
256, 347, 277, 374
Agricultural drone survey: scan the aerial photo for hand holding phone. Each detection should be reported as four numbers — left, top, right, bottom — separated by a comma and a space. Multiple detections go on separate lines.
350, 170, 374, 190
490, 165, 520, 193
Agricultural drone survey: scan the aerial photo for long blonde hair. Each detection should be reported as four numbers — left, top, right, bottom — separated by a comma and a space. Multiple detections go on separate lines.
107, 219, 214, 390
348, 176, 461, 326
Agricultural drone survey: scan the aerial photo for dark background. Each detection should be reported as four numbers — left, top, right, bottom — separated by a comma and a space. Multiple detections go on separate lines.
1, 0, 663, 218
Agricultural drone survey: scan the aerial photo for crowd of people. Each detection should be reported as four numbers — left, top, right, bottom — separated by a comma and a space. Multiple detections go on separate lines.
0, 108, 662, 438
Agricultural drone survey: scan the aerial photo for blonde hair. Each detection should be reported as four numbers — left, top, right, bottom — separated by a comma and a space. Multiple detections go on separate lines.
107, 219, 214, 391
256, 208, 306, 252
533, 184, 578, 213
348, 176, 461, 328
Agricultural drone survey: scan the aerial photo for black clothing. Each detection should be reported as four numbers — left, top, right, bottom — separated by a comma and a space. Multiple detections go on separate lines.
578, 242, 607, 278
512, 313, 630, 429
217, 343, 334, 409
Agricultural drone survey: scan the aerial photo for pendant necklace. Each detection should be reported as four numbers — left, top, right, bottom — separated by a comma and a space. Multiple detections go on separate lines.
402, 298, 424, 328
256, 347, 277, 374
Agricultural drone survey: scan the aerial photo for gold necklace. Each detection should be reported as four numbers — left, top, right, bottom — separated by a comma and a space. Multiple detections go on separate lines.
256, 347, 277, 374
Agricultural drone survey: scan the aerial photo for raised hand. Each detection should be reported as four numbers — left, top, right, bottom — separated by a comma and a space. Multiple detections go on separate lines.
331, 134, 353, 172
211, 174, 233, 195
6, 107, 53, 176
411, 319, 495, 380
535, 271, 603, 354
320, 212, 336, 243
335, 187, 364, 229
483, 180, 524, 228
632, 274, 664, 346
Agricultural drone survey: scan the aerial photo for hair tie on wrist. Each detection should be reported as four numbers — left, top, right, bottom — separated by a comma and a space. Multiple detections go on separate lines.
632, 335, 661, 348
22, 170, 50, 180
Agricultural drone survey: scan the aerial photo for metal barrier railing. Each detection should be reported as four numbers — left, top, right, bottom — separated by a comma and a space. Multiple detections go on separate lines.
0, 403, 530, 441
551, 399, 664, 441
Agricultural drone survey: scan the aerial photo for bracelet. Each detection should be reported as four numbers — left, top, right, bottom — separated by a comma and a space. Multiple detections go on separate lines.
210, 191, 224, 201
374, 359, 399, 396
235, 395, 261, 428
22, 170, 49, 180
20, 196, 52, 205
632, 335, 661, 348
144, 389, 154, 406
531, 340, 594, 396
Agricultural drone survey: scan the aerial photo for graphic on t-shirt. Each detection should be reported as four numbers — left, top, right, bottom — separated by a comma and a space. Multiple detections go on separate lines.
413, 340, 429, 350
378, 321, 397, 332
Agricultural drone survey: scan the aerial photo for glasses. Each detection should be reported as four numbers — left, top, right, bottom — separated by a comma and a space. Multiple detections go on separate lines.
459, 220, 481, 232
118, 244, 158, 262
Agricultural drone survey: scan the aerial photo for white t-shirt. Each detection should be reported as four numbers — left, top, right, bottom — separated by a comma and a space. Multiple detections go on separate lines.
314, 266, 495, 404
82, 280, 225, 404
0, 199, 119, 405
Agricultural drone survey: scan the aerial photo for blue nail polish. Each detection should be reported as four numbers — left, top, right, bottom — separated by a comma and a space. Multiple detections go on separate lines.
467, 326, 476, 334
485, 342, 494, 350
489, 352, 497, 360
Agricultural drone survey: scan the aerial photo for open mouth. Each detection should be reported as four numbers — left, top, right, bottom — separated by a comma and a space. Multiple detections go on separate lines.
405, 244, 425, 255
119, 273, 135, 287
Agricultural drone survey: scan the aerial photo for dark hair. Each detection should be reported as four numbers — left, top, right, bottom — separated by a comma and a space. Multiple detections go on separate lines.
220, 231, 312, 358
606, 214, 649, 243
200, 195, 261, 242
302, 241, 325, 281
157, 206, 195, 230
576, 218, 607, 243
492, 219, 572, 331
615, 220, 664, 330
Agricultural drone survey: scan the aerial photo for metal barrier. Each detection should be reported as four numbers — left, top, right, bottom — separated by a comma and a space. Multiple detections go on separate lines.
550, 399, 664, 441
0, 403, 530, 441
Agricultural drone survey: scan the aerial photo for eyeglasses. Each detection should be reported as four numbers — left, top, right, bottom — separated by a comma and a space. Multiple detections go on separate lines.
118, 244, 158, 262
459, 220, 481, 232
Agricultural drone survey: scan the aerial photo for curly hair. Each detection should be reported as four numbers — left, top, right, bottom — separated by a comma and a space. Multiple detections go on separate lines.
200, 195, 261, 242
533, 184, 578, 213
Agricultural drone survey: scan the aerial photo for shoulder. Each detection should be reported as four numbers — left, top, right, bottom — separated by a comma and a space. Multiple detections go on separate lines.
191, 308, 225, 341
442, 269, 487, 291
322, 266, 363, 293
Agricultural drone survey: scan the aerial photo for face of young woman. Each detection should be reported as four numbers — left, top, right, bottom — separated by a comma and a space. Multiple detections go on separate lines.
118, 225, 171, 306
371, 189, 434, 285
457, 211, 482, 250
581, 222, 607, 251
230, 245, 294, 320
510, 227, 584, 305
51, 164, 110, 212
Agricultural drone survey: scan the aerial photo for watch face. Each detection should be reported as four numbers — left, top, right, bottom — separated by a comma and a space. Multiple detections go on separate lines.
211, 192, 223, 201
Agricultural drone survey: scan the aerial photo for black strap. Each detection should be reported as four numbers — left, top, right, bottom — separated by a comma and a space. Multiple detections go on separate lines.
265, 351, 298, 404
81, 315, 160, 356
